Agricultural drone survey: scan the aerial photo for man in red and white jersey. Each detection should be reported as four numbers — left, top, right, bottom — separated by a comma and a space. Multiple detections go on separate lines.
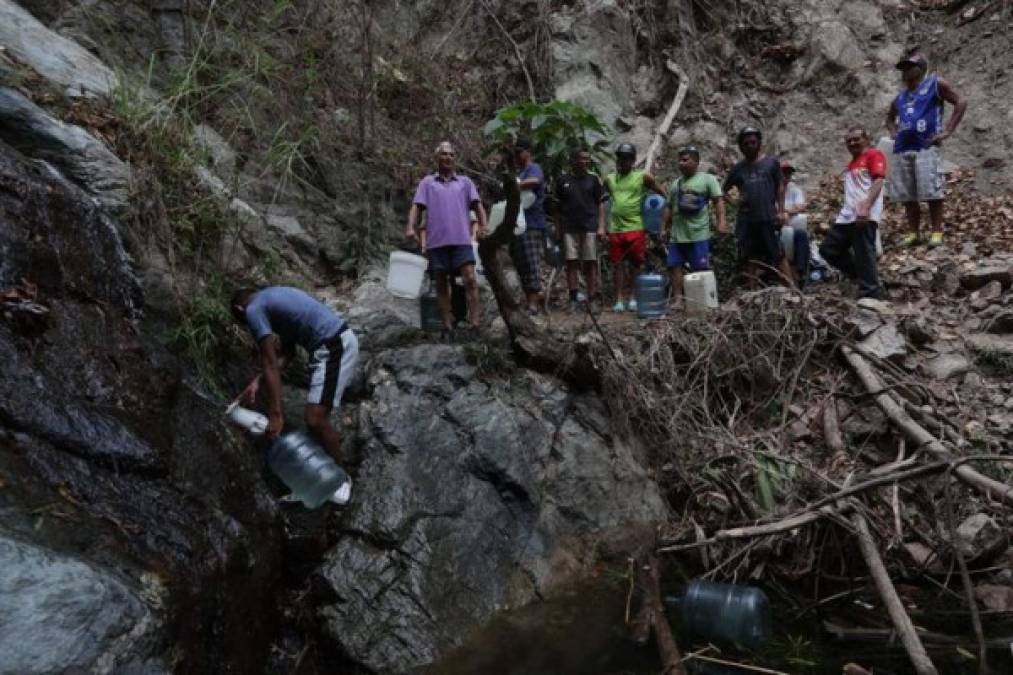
819, 127, 886, 299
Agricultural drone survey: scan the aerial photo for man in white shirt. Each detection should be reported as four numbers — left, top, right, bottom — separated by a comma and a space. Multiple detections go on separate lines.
818, 128, 886, 299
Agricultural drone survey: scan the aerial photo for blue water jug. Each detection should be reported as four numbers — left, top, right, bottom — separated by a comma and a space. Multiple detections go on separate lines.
665, 580, 772, 649
642, 194, 666, 236
267, 432, 350, 509
635, 269, 667, 319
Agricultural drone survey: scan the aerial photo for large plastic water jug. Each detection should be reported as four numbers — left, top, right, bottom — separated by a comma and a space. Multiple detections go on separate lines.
684, 271, 718, 314
420, 279, 443, 332
488, 200, 527, 235
266, 432, 350, 509
665, 580, 772, 649
635, 270, 667, 319
387, 251, 428, 299
642, 194, 666, 236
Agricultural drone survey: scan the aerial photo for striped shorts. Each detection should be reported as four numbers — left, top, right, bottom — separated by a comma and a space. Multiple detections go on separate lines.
307, 327, 359, 410
889, 147, 944, 202
511, 229, 544, 291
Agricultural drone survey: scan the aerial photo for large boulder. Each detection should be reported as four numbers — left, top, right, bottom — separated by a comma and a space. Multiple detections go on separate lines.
0, 87, 130, 209
0, 534, 166, 674
316, 344, 669, 673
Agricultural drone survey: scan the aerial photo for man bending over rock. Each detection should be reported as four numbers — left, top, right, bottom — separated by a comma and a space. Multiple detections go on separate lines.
231, 286, 359, 463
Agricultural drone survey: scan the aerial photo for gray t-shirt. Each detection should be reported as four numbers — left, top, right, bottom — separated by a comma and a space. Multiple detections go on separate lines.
723, 156, 782, 226
244, 287, 344, 351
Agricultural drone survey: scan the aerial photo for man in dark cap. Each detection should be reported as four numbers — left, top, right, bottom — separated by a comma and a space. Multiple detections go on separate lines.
886, 52, 967, 248
603, 142, 666, 312
512, 137, 548, 315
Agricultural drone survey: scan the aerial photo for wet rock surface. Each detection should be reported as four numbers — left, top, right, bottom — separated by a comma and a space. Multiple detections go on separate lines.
0, 138, 282, 673
316, 344, 669, 673
0, 534, 165, 674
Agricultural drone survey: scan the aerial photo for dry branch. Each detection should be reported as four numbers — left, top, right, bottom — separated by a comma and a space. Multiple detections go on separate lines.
842, 346, 1013, 504
635, 553, 686, 675
642, 60, 689, 174
851, 509, 940, 675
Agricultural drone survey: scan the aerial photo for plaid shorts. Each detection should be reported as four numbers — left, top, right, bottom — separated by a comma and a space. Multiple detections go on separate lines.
511, 229, 544, 291
889, 147, 944, 202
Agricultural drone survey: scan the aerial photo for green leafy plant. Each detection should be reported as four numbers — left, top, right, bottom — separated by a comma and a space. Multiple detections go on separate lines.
483, 100, 613, 185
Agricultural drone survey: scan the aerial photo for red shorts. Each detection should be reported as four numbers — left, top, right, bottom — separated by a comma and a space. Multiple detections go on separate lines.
608, 230, 647, 265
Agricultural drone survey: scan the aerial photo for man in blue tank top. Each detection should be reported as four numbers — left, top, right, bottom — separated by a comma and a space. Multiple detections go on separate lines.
886, 53, 967, 248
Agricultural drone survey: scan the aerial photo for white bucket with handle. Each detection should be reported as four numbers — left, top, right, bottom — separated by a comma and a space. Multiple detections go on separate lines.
387, 250, 428, 299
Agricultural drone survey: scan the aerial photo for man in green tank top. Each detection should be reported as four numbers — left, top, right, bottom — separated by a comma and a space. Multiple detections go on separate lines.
603, 143, 666, 312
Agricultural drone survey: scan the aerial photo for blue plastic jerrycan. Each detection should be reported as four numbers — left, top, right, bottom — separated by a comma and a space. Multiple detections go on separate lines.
642, 194, 667, 236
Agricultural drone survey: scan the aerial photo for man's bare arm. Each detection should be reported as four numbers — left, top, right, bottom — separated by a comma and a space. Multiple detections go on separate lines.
933, 79, 967, 144
885, 100, 898, 139
643, 173, 667, 196
259, 336, 284, 437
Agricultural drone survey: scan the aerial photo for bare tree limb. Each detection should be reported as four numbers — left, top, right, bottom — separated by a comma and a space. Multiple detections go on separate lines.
842, 346, 1013, 504
851, 509, 940, 675
481, 1, 537, 103
642, 60, 689, 174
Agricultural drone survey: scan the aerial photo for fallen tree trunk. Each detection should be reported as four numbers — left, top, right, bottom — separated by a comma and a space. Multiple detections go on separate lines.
633, 553, 686, 675
851, 509, 940, 675
842, 346, 1013, 504
476, 166, 600, 389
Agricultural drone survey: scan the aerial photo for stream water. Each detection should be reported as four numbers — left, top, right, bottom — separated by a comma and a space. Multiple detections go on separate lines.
427, 572, 1013, 675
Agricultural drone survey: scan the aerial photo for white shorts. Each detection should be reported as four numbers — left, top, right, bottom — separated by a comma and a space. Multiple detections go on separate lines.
889, 147, 944, 202
307, 328, 358, 409
563, 231, 597, 262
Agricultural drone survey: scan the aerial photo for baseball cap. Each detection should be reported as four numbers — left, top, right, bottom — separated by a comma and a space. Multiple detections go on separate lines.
615, 142, 636, 157
895, 53, 927, 70
514, 137, 532, 151
780, 159, 796, 172
678, 145, 700, 159
737, 127, 762, 144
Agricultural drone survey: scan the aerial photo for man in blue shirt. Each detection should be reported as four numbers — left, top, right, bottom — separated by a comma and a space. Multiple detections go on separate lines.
512, 137, 547, 315
230, 287, 358, 467
886, 53, 967, 248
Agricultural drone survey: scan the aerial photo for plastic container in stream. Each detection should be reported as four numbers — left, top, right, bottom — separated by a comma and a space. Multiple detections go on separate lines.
267, 432, 350, 509
665, 580, 772, 649
635, 269, 667, 319
642, 194, 667, 236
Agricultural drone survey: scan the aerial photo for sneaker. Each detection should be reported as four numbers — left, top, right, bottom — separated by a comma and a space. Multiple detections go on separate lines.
329, 480, 352, 505
928, 231, 944, 248
574, 291, 587, 303
612, 300, 626, 312
627, 299, 638, 312
900, 233, 921, 247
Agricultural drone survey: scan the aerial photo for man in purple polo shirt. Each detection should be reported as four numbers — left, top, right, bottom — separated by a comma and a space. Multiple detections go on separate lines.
406, 141, 488, 336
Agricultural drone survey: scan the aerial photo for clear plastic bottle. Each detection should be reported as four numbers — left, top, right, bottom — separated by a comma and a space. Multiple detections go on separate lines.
665, 580, 772, 649
635, 269, 667, 319
266, 432, 349, 509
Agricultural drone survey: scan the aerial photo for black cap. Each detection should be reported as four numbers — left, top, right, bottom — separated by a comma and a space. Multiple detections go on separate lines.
677, 145, 700, 160
615, 142, 636, 157
737, 127, 762, 145
895, 53, 927, 70
514, 137, 532, 151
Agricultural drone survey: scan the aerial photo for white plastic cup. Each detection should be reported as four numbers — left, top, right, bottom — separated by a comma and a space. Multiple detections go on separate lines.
225, 402, 268, 435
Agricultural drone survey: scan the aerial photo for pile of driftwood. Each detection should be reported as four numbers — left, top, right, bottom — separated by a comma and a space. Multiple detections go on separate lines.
479, 172, 1012, 674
